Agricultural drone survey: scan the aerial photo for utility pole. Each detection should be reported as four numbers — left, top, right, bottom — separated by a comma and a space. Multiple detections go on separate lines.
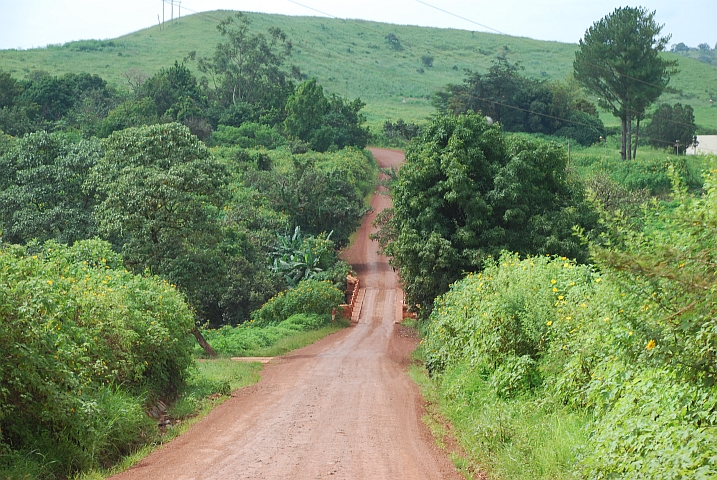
162, 0, 164, 29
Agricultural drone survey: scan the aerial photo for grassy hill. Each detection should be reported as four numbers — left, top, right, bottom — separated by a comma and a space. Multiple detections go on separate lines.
1, 10, 716, 131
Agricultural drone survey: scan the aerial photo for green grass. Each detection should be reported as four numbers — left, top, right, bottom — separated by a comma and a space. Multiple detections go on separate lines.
2, 10, 715, 130
229, 321, 349, 358
410, 347, 588, 480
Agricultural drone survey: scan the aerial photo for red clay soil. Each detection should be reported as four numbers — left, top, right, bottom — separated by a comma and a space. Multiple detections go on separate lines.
110, 148, 461, 480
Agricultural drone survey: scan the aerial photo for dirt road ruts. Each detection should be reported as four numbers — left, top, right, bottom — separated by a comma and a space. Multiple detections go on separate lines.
110, 148, 460, 480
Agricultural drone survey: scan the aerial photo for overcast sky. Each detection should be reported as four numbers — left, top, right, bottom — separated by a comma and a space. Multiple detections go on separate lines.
1, 0, 715, 51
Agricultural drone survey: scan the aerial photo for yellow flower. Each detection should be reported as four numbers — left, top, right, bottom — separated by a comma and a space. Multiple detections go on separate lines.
551, 279, 557, 284
47, 280, 53, 285
546, 321, 553, 326
552, 287, 558, 293
646, 339, 656, 351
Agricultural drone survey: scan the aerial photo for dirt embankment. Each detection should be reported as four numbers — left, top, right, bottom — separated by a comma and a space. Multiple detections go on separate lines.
110, 148, 461, 480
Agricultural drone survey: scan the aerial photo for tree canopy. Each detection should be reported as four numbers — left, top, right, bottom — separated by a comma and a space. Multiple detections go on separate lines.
194, 12, 297, 126
645, 103, 697, 153
0, 131, 101, 245
434, 57, 603, 145
574, 6, 678, 160
377, 113, 596, 316
284, 79, 370, 152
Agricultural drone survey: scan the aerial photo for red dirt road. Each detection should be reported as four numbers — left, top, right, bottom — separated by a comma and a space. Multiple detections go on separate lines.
110, 148, 460, 480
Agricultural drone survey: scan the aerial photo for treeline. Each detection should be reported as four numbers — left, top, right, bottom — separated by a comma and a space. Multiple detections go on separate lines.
432, 54, 698, 155
0, 123, 374, 329
432, 56, 606, 146
0, 12, 369, 153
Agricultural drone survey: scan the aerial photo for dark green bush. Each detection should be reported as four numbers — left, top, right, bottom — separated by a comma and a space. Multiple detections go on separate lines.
251, 279, 343, 326
208, 123, 286, 149
555, 111, 604, 146
0, 239, 195, 476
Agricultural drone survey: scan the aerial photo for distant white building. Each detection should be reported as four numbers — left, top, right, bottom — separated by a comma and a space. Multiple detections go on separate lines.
687, 135, 717, 156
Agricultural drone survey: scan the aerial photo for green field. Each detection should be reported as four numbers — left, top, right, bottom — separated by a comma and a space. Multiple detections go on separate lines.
1, 10, 716, 131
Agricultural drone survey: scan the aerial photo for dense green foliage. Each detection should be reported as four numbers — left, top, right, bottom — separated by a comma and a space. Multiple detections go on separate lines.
0, 239, 194, 477
574, 7, 678, 160
89, 123, 236, 323
434, 57, 604, 145
208, 122, 286, 149
571, 149, 696, 195
247, 147, 374, 246
284, 79, 370, 152
251, 279, 344, 326
420, 158, 717, 478
0, 131, 101, 245
0, 71, 119, 137
378, 113, 597, 315
269, 227, 351, 289
645, 102, 698, 152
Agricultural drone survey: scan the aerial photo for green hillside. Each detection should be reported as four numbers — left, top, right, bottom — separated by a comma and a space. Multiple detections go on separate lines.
1, 10, 716, 130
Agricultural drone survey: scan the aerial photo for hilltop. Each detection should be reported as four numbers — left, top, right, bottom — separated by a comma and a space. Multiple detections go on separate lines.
1, 10, 715, 130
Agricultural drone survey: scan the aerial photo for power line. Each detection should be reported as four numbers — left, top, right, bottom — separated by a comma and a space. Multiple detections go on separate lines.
413, 0, 508, 36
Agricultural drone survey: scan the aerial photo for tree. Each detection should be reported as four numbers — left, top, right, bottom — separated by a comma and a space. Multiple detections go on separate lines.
141, 61, 204, 118
574, 7, 678, 160
98, 97, 159, 138
194, 12, 296, 126
284, 79, 369, 152
433, 57, 600, 138
0, 131, 101, 245
248, 155, 369, 245
376, 114, 596, 316
645, 103, 697, 153
19, 72, 109, 122
436, 56, 527, 127
89, 123, 229, 319
0, 69, 22, 109
283, 79, 329, 142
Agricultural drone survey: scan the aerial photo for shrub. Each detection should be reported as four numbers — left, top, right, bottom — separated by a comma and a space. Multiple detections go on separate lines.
251, 279, 343, 325
199, 313, 331, 356
0, 239, 195, 476
208, 123, 286, 149
423, 252, 594, 377
555, 111, 604, 146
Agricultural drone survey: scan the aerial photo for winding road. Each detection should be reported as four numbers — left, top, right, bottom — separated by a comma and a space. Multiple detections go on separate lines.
110, 148, 460, 480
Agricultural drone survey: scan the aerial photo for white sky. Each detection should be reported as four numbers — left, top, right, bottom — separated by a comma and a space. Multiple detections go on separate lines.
0, 0, 715, 50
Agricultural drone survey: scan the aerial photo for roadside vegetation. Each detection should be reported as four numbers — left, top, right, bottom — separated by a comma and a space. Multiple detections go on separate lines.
373, 7, 717, 478
0, 12, 375, 479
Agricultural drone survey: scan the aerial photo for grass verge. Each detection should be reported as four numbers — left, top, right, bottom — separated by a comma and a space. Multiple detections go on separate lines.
409, 345, 588, 480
